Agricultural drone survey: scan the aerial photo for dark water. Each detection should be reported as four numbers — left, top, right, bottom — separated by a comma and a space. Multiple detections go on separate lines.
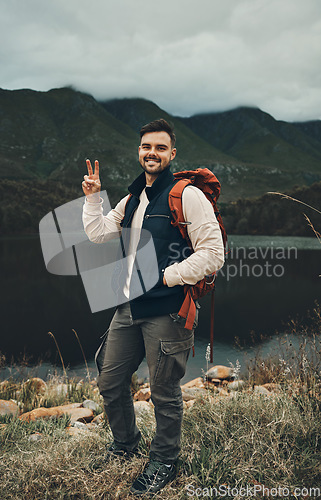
0, 234, 320, 381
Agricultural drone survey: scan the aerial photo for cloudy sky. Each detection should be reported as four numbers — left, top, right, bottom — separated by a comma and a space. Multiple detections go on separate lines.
1, 0, 321, 122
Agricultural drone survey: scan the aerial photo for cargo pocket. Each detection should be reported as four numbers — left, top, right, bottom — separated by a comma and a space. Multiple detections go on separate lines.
94, 329, 109, 375
154, 334, 194, 384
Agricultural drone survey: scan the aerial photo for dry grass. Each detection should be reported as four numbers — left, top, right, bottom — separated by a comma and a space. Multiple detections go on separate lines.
0, 387, 320, 499
1, 311, 320, 498
244, 303, 321, 392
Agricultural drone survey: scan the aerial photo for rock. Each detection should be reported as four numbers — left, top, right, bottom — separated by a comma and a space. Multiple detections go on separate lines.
134, 401, 154, 418
206, 365, 234, 380
0, 399, 20, 417
205, 383, 220, 394
207, 378, 222, 385
134, 387, 151, 402
181, 387, 208, 401
181, 377, 205, 390
28, 432, 43, 442
82, 399, 100, 412
261, 383, 281, 393
23, 378, 47, 394
92, 412, 106, 425
72, 421, 88, 429
67, 408, 94, 425
253, 385, 271, 396
65, 426, 88, 436
228, 380, 245, 391
184, 400, 195, 409
19, 402, 83, 422
139, 383, 150, 389
217, 388, 230, 397
85, 422, 101, 431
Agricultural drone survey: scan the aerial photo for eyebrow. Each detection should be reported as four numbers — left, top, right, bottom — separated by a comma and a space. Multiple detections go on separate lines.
141, 142, 169, 148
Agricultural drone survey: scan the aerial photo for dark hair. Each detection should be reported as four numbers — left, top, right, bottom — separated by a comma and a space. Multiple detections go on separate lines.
139, 118, 176, 148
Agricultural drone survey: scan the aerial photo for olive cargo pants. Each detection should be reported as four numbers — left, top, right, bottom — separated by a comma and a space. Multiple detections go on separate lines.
95, 302, 196, 464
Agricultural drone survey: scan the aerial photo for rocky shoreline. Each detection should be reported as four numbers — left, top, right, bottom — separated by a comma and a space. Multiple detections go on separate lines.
0, 364, 286, 440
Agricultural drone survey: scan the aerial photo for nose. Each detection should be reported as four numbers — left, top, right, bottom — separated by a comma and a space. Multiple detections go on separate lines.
148, 146, 157, 157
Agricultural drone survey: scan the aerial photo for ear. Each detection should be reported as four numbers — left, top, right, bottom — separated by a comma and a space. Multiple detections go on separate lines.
170, 148, 177, 160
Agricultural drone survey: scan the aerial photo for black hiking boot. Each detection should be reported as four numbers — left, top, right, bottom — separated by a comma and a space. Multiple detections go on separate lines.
130, 459, 176, 496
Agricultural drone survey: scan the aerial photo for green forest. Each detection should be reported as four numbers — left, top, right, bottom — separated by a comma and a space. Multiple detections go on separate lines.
1, 178, 320, 237
221, 181, 321, 236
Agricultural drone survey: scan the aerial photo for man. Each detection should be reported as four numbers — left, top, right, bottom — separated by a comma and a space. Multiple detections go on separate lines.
82, 119, 224, 495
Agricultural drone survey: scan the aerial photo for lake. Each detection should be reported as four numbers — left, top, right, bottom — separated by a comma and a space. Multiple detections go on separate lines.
0, 234, 320, 382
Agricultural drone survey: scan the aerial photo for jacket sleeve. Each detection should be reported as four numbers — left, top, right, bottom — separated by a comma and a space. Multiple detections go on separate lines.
164, 185, 225, 287
82, 194, 130, 243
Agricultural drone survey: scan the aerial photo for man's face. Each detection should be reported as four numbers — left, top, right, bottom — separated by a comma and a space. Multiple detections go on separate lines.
138, 131, 176, 178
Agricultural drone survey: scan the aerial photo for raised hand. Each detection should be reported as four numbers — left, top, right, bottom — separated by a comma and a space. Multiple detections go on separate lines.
82, 159, 101, 200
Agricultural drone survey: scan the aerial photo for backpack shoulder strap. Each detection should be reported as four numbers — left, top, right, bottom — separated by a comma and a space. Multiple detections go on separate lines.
168, 178, 192, 243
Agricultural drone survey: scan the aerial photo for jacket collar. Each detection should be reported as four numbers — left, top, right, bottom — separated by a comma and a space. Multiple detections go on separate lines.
128, 166, 175, 201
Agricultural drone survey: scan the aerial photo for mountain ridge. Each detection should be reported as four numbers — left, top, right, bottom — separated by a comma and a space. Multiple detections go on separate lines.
0, 87, 320, 205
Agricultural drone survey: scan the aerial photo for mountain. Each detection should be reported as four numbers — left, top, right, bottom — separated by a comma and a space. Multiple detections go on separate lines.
0, 87, 140, 204
292, 120, 321, 144
0, 87, 320, 210
101, 97, 236, 165
180, 107, 321, 197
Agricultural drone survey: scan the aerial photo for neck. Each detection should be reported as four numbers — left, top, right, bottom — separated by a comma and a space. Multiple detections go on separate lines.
145, 172, 158, 186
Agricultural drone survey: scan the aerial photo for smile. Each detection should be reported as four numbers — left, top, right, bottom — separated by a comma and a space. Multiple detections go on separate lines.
145, 159, 161, 167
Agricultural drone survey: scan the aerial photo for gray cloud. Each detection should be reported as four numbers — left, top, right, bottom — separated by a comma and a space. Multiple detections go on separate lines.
1, 0, 321, 121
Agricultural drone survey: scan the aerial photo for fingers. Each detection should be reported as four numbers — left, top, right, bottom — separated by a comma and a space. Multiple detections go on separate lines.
82, 180, 99, 194
84, 175, 100, 185
82, 180, 88, 194
84, 159, 100, 195
86, 159, 100, 178
94, 160, 99, 177
86, 159, 93, 176
83, 175, 101, 192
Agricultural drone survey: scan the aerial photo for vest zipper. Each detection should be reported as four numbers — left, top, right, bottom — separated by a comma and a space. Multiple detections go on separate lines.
144, 214, 170, 219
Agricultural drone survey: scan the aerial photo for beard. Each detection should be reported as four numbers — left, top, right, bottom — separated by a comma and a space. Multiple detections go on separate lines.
139, 156, 171, 175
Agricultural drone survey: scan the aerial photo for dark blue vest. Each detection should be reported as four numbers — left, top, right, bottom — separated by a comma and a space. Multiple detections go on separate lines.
121, 167, 192, 319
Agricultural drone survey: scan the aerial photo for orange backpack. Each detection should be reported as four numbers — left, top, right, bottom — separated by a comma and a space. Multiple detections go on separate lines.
169, 168, 227, 362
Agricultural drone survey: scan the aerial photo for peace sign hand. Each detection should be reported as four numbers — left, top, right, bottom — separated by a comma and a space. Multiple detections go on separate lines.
82, 159, 101, 200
